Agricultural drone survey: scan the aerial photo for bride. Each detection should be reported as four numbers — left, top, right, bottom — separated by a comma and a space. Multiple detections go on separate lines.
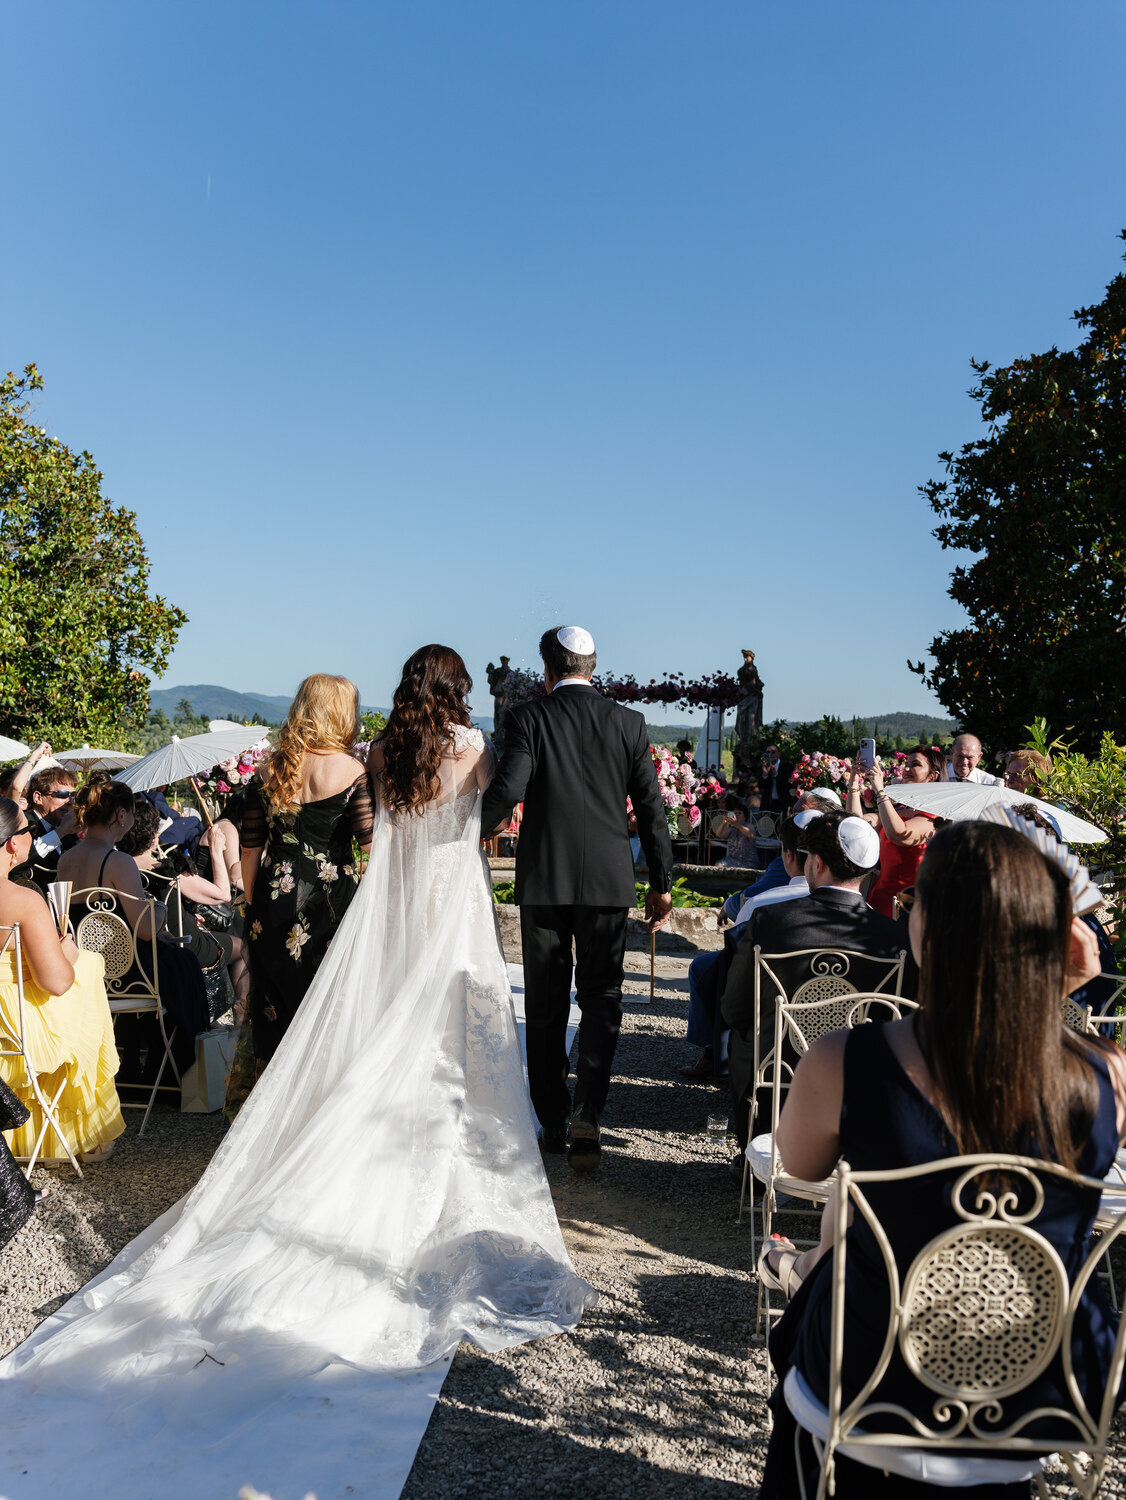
1, 645, 593, 1405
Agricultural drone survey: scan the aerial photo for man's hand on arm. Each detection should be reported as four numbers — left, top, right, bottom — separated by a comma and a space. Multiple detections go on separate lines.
644, 889, 673, 932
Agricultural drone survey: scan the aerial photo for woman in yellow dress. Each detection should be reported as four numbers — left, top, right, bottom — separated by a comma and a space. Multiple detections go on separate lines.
0, 798, 124, 1163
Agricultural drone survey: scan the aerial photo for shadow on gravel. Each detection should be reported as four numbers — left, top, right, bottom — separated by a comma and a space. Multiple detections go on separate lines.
404, 1390, 765, 1499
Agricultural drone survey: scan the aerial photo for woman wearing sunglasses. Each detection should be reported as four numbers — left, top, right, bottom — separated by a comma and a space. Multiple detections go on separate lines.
0, 798, 124, 1166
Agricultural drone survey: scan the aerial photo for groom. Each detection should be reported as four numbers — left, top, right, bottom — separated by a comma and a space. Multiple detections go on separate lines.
482, 626, 674, 1171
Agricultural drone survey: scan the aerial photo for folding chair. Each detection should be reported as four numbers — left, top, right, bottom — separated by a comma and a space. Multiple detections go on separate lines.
784, 1153, 1126, 1500
69, 887, 180, 1136
0, 923, 83, 1177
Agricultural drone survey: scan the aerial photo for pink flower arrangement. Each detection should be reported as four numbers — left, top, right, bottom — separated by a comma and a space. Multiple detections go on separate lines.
649, 745, 706, 836
790, 750, 908, 808
197, 737, 271, 801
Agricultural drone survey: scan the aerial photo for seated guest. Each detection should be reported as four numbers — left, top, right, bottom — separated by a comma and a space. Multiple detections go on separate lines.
1011, 801, 1121, 1024
757, 820, 1126, 1499
720, 809, 910, 1156
140, 786, 203, 854
1005, 747, 1053, 794
945, 731, 1003, 784
17, 767, 79, 892
59, 776, 209, 1085
714, 795, 757, 869
719, 788, 843, 924
845, 744, 944, 918
120, 801, 249, 1024
680, 810, 810, 1085
0, 798, 124, 1164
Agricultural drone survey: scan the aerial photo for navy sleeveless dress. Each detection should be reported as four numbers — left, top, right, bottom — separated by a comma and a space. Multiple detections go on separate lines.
763, 1023, 1122, 1499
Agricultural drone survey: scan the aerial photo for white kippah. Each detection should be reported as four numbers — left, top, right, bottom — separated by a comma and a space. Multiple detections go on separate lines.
807, 787, 842, 809
793, 808, 824, 829
557, 625, 595, 655
838, 815, 880, 870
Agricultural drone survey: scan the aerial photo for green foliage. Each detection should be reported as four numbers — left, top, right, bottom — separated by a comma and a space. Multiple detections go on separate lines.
360, 710, 387, 740
1029, 722, 1126, 906
912, 234, 1126, 754
0, 365, 186, 745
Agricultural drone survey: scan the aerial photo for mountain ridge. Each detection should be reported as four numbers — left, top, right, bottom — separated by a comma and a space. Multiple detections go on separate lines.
149, 685, 953, 740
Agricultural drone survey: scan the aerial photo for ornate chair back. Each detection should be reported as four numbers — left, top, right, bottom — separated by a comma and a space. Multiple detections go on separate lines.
68, 886, 160, 1003
800, 1153, 1126, 1500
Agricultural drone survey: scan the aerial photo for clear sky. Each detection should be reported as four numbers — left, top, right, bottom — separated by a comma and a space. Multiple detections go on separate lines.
3, 1, 1124, 723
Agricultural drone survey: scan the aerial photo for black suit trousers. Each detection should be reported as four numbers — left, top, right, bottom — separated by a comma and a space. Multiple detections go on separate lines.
519, 904, 629, 1129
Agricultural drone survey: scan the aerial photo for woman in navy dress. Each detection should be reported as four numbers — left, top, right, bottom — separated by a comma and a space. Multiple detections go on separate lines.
759, 820, 1126, 1499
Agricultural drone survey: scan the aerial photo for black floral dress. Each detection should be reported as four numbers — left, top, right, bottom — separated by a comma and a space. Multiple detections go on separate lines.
241, 773, 374, 1064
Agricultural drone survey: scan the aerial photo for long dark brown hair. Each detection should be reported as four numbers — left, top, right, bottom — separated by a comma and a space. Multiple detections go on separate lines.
378, 645, 472, 813
914, 820, 1097, 1169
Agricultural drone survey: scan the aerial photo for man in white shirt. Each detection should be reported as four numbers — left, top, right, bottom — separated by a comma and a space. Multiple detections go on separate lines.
945, 733, 1003, 785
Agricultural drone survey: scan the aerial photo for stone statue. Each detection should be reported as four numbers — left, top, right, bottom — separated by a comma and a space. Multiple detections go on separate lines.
486, 656, 512, 748
735, 648, 764, 746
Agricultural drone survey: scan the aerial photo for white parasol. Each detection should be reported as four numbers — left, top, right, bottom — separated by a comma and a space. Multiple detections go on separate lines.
54, 745, 141, 772
116, 728, 267, 793
0, 735, 30, 760
887, 780, 1107, 844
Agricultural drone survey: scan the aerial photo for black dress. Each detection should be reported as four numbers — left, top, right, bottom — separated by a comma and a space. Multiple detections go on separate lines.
242, 773, 374, 1062
0, 1076, 35, 1250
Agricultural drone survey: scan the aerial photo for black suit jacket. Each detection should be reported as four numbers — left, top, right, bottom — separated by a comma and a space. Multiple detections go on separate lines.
720, 886, 914, 1110
757, 759, 794, 812
480, 684, 674, 906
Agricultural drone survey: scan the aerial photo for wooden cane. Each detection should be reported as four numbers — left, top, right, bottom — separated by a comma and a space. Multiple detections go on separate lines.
650, 929, 656, 1001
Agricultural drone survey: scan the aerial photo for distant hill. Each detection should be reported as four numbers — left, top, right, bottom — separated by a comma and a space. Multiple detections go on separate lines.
150, 683, 492, 731
844, 711, 957, 740
147, 684, 297, 723
147, 689, 953, 743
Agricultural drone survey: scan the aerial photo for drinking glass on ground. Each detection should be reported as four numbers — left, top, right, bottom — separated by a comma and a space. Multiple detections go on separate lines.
706, 1113, 729, 1142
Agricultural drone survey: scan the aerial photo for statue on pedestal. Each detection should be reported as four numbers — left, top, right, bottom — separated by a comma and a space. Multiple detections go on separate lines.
735, 648, 764, 747
486, 656, 512, 748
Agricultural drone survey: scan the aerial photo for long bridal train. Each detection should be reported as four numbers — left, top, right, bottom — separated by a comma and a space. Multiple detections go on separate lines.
1, 733, 594, 1489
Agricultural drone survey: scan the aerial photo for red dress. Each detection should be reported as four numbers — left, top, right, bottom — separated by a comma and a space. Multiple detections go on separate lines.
866, 810, 936, 918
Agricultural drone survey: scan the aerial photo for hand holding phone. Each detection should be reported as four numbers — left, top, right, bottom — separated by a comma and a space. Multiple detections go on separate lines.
858, 738, 877, 771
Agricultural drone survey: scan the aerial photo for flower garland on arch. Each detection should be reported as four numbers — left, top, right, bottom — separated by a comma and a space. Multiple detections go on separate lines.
502, 668, 742, 713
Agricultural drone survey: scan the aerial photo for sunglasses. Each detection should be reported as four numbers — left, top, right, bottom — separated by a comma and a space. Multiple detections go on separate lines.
10, 823, 33, 838
44, 789, 75, 801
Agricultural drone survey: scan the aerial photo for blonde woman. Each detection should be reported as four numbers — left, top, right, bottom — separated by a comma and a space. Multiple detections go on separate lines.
240, 675, 374, 1064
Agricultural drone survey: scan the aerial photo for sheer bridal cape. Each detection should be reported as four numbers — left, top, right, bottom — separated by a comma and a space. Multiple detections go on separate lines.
1, 727, 593, 1422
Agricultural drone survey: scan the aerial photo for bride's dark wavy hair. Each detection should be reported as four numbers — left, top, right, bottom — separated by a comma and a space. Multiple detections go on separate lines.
379, 645, 473, 813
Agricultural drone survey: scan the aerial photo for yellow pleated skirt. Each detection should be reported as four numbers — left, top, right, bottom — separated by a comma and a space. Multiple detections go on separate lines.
0, 948, 126, 1160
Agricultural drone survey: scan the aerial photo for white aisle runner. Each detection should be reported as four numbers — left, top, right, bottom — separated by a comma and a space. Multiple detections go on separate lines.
0, 967, 580, 1500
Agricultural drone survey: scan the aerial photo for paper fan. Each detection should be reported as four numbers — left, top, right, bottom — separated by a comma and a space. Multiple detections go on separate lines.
981, 804, 1103, 916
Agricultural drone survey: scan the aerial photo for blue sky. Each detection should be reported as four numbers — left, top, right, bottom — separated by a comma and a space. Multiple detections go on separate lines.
3, 1, 1124, 723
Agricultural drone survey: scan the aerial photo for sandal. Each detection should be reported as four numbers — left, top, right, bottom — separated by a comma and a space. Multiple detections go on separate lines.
757, 1233, 805, 1299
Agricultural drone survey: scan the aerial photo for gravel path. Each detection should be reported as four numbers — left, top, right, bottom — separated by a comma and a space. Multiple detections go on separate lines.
3, 948, 1124, 1498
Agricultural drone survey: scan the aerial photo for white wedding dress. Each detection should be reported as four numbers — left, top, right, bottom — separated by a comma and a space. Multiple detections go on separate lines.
0, 727, 593, 1489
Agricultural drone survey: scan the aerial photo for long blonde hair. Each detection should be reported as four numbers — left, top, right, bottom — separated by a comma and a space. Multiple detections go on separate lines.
259, 674, 360, 812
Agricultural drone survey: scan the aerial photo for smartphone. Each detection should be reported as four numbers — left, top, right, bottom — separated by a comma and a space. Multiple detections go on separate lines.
858, 738, 876, 770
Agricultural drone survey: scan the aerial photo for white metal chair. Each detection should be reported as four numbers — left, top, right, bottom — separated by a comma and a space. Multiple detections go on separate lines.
750, 810, 783, 862
68, 887, 180, 1136
746, 946, 907, 1144
0, 924, 83, 1177
746, 991, 919, 1332
784, 1153, 1126, 1500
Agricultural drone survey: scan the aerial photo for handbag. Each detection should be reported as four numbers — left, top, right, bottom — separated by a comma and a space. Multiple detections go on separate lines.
199, 901, 234, 933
